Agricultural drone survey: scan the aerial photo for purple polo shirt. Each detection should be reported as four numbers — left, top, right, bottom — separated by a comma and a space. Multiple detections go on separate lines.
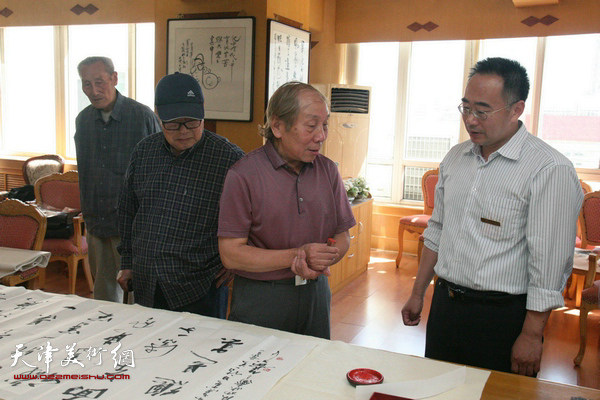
218, 140, 356, 281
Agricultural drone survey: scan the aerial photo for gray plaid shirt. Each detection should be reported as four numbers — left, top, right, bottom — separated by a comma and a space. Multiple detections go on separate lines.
75, 91, 161, 237
118, 130, 244, 309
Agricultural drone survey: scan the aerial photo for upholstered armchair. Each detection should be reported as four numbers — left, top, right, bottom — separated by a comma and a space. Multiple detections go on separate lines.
34, 171, 93, 294
396, 168, 439, 267
567, 183, 597, 303
0, 199, 47, 288
574, 252, 599, 366
575, 180, 593, 249
22, 154, 64, 186
572, 191, 600, 366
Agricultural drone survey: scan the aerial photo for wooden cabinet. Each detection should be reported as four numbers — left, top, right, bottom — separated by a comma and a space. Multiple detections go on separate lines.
328, 198, 373, 294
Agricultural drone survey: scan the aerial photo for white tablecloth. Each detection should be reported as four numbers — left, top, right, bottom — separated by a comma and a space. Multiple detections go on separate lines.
0, 286, 490, 399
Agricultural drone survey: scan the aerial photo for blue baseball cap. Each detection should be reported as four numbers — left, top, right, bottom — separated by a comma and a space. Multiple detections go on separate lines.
155, 72, 204, 121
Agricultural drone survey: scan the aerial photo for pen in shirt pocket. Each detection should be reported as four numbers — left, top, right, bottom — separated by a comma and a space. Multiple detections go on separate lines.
481, 217, 501, 227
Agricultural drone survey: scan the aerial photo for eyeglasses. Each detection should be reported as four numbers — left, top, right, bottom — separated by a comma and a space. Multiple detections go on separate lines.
457, 102, 516, 121
162, 119, 202, 131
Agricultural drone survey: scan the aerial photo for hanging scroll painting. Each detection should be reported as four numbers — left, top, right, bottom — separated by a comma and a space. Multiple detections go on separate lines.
167, 17, 255, 121
266, 19, 311, 104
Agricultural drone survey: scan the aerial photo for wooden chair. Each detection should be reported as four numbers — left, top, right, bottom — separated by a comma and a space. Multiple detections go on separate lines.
573, 252, 599, 366
34, 171, 93, 294
396, 168, 438, 267
568, 190, 600, 306
0, 199, 47, 288
565, 180, 594, 300
417, 234, 425, 265
579, 180, 592, 195
22, 154, 64, 185
575, 180, 593, 249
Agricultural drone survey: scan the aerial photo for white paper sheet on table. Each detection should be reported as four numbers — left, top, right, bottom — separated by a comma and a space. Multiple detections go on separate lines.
193, 336, 316, 400
0, 247, 51, 277
0, 286, 492, 400
356, 366, 469, 399
0, 285, 318, 400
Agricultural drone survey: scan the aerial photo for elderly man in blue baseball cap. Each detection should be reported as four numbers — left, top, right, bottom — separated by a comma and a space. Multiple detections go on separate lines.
117, 72, 244, 318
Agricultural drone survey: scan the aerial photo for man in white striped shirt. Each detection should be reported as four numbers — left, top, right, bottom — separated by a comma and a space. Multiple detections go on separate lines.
401, 57, 583, 376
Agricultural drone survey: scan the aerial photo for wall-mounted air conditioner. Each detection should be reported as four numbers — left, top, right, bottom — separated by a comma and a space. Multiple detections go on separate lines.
311, 83, 371, 179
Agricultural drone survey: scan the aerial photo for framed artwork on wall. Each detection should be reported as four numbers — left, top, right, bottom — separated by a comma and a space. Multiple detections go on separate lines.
167, 17, 255, 121
266, 19, 311, 104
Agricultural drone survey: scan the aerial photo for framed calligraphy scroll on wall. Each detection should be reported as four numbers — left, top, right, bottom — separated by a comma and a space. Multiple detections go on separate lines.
167, 17, 255, 121
266, 19, 311, 104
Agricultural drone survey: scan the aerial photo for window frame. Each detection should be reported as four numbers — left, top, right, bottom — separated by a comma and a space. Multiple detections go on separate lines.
362, 35, 600, 206
0, 23, 152, 161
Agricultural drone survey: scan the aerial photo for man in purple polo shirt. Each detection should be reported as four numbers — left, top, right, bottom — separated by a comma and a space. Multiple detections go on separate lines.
218, 82, 356, 339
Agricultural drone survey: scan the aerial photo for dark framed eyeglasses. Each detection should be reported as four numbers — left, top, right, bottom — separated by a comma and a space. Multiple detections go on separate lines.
162, 119, 202, 131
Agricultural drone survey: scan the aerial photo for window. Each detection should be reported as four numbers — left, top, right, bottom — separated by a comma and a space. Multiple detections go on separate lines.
1, 26, 56, 155
357, 42, 400, 200
358, 33, 600, 204
538, 34, 600, 169
359, 40, 465, 203
403, 40, 465, 201
0, 23, 155, 159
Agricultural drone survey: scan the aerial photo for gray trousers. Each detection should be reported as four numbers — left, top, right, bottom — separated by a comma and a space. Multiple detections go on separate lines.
229, 275, 332, 339
86, 233, 123, 303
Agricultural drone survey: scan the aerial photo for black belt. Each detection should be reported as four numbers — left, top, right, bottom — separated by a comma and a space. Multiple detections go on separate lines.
237, 275, 318, 286
438, 278, 526, 306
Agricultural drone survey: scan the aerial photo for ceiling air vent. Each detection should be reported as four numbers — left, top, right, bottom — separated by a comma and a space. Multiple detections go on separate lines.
330, 88, 369, 114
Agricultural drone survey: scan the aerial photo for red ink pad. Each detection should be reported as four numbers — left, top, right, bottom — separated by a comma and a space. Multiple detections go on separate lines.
346, 368, 384, 386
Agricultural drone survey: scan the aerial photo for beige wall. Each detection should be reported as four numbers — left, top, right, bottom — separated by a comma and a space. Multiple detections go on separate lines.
1, 0, 598, 255
154, 0, 266, 153
0, 0, 343, 154
152, 0, 342, 152
334, 0, 600, 255
0, 0, 155, 26
309, 0, 345, 84
336, 0, 600, 43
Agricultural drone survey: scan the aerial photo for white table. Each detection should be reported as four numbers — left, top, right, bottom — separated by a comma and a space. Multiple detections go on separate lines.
0, 285, 598, 400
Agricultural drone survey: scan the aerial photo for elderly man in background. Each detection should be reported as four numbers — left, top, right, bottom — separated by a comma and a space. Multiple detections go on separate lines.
75, 56, 161, 302
218, 82, 355, 339
117, 72, 244, 317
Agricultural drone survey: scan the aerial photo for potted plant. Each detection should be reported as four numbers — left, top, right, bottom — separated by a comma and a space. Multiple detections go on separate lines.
344, 177, 371, 202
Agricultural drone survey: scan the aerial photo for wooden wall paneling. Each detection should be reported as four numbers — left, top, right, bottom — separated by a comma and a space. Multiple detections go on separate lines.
335, 0, 600, 44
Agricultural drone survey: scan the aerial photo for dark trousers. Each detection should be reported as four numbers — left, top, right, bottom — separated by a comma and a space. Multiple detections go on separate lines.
425, 278, 528, 373
153, 283, 228, 319
228, 275, 331, 339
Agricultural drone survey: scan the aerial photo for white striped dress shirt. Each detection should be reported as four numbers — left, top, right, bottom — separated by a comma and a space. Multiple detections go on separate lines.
424, 122, 583, 312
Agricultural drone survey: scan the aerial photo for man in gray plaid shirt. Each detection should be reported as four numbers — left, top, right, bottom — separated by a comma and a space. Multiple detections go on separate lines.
117, 72, 244, 318
75, 56, 161, 303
